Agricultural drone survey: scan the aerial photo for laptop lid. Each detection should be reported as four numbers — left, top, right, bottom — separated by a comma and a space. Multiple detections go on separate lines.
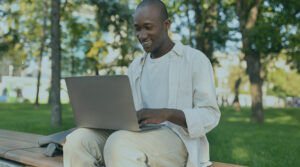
65, 75, 141, 131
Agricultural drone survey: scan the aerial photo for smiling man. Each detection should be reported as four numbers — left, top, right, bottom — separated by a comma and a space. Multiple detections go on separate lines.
63, 0, 220, 167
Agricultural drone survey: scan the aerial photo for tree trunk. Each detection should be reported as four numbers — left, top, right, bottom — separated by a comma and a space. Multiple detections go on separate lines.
71, 50, 75, 75
95, 63, 99, 75
242, 36, 264, 123
245, 54, 264, 123
233, 77, 241, 111
48, 85, 51, 104
236, 0, 264, 123
50, 0, 61, 126
35, 0, 48, 107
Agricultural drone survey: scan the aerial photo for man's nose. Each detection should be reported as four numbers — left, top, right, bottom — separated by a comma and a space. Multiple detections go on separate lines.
137, 30, 148, 41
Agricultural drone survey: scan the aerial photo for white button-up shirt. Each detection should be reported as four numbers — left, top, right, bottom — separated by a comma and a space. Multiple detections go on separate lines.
127, 41, 221, 167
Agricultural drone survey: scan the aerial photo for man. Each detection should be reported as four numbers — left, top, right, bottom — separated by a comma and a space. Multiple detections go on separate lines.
63, 0, 220, 167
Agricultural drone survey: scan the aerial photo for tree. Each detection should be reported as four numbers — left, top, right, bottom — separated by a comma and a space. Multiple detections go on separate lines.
87, 0, 140, 74
235, 0, 265, 123
0, 0, 28, 76
50, 0, 61, 126
177, 0, 234, 66
234, 0, 300, 123
60, 1, 95, 76
275, 0, 300, 73
232, 54, 245, 111
1, 0, 52, 96
35, 0, 48, 107
233, 77, 242, 110
58, 0, 140, 76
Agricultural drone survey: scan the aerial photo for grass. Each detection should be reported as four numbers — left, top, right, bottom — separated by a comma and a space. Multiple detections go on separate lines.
0, 103, 299, 166
0, 103, 75, 135
208, 107, 300, 167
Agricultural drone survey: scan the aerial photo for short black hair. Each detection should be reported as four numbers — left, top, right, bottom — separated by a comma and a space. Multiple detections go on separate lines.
137, 0, 169, 21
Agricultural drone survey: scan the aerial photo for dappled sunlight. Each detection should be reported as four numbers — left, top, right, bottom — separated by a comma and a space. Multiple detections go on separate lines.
226, 117, 251, 123
208, 106, 300, 166
264, 108, 300, 126
265, 115, 297, 125
219, 108, 251, 123
232, 147, 249, 160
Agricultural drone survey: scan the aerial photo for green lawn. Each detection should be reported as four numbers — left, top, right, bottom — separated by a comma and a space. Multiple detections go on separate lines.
0, 103, 299, 166
208, 107, 300, 167
0, 103, 75, 135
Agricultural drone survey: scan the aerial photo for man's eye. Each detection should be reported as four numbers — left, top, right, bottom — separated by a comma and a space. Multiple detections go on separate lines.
145, 26, 152, 30
135, 27, 140, 31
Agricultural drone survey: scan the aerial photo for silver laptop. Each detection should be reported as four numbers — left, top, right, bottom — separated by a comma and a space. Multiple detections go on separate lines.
65, 75, 163, 131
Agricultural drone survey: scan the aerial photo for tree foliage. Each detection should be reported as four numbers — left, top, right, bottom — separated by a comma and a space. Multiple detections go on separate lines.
0, 0, 29, 75
87, 0, 141, 74
0, 0, 299, 112
267, 68, 300, 97
169, 0, 234, 66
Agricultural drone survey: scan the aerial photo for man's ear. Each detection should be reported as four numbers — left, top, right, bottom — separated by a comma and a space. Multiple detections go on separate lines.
164, 19, 171, 29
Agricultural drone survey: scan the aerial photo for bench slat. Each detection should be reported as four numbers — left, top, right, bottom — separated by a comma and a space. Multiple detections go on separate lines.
4, 149, 63, 167
0, 129, 43, 144
0, 137, 38, 156
0, 129, 63, 167
0, 137, 38, 149
211, 162, 246, 167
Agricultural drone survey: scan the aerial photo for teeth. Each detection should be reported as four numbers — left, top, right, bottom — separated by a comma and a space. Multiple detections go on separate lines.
143, 40, 152, 45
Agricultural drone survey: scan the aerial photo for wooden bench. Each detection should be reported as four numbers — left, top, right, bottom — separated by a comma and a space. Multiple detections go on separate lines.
0, 129, 246, 167
0, 129, 63, 167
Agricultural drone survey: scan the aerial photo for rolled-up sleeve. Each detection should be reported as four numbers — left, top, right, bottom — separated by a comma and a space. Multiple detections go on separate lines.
182, 54, 221, 139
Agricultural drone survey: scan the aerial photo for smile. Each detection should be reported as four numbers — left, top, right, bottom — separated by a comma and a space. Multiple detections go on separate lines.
142, 40, 152, 48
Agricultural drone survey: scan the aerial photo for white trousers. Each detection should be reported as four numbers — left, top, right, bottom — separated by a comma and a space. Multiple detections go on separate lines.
63, 127, 187, 167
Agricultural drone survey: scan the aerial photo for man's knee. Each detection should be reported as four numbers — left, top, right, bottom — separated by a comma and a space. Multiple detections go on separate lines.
64, 128, 108, 167
104, 130, 139, 157
104, 130, 132, 152
104, 130, 147, 166
63, 128, 97, 153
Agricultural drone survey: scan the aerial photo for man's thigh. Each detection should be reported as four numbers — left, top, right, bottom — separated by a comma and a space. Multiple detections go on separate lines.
64, 128, 114, 166
104, 127, 187, 167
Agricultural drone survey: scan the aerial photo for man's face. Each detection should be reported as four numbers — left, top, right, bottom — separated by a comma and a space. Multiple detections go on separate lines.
134, 5, 169, 53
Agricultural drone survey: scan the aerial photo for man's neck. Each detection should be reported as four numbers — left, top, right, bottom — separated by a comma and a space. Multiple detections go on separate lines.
151, 39, 174, 59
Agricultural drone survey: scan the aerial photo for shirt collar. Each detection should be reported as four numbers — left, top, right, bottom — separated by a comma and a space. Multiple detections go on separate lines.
172, 41, 184, 56
139, 41, 184, 64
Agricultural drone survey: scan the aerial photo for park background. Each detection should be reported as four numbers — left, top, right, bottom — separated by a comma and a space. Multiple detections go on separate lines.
0, 0, 299, 166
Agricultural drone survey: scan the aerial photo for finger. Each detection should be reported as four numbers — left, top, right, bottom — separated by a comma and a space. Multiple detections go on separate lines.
138, 118, 146, 124
139, 120, 147, 127
146, 119, 161, 124
142, 119, 155, 125
143, 119, 149, 125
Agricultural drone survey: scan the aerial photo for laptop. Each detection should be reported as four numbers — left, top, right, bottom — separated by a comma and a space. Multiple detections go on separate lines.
65, 75, 164, 131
